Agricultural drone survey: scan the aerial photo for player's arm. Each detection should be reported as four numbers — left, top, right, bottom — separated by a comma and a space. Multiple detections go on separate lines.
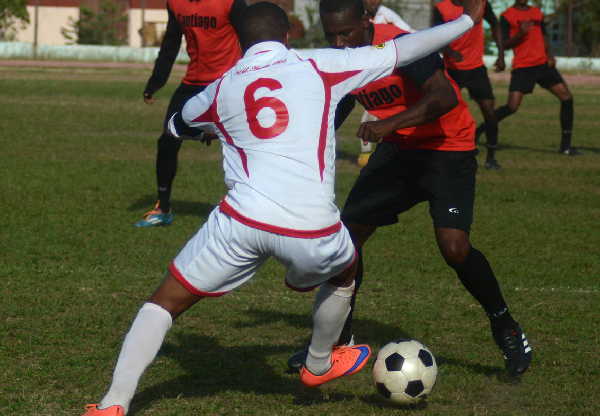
381, 5, 413, 32
357, 53, 458, 143
501, 15, 531, 50
334, 94, 356, 130
484, 2, 505, 71
143, 7, 183, 103
166, 82, 219, 144
540, 19, 555, 68
431, 6, 463, 63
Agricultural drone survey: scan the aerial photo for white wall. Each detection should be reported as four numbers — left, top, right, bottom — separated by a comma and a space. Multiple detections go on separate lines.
128, 8, 168, 48
15, 6, 79, 46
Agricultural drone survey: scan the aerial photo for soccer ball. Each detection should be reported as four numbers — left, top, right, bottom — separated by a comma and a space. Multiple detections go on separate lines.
372, 339, 438, 404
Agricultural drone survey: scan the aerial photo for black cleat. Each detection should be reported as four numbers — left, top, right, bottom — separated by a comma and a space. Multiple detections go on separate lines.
287, 348, 308, 373
559, 147, 582, 156
493, 322, 532, 377
484, 159, 502, 170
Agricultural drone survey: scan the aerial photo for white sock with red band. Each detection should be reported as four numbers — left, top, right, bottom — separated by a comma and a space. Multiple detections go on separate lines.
99, 302, 173, 414
306, 281, 355, 375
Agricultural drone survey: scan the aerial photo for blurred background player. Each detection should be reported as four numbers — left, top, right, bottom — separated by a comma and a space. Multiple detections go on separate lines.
81, 2, 481, 414
433, 0, 505, 170
288, 0, 532, 378
135, 0, 247, 227
475, 0, 579, 156
357, 0, 414, 167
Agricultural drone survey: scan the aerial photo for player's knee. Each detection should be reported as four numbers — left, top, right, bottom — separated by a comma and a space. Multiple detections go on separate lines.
440, 240, 470, 266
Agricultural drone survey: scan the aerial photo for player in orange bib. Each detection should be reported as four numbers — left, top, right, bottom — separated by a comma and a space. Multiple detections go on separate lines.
135, 0, 247, 227
433, 0, 505, 170
477, 0, 579, 155
288, 0, 532, 378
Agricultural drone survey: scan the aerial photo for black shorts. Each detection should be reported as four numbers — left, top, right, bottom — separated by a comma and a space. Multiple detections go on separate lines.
162, 83, 207, 128
341, 142, 477, 232
509, 64, 564, 94
447, 66, 494, 101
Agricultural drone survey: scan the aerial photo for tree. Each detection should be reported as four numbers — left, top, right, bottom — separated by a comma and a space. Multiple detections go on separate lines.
61, 0, 127, 45
0, 0, 30, 41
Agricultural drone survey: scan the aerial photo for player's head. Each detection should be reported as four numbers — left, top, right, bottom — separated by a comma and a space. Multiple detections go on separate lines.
238, 2, 290, 51
319, 0, 371, 48
515, 0, 529, 6
363, 0, 382, 17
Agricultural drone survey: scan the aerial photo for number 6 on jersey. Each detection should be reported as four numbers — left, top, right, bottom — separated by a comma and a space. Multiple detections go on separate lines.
244, 78, 290, 139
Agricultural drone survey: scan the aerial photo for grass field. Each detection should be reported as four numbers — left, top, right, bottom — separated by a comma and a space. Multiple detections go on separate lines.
1, 64, 599, 416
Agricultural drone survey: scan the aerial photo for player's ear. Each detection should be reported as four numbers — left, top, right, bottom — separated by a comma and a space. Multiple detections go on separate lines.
360, 12, 371, 29
284, 31, 290, 48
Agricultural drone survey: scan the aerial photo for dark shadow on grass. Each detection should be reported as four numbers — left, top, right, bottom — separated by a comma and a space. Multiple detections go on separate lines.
336, 148, 359, 164
578, 146, 600, 154
361, 393, 429, 412
128, 332, 355, 415
127, 194, 215, 218
237, 309, 509, 380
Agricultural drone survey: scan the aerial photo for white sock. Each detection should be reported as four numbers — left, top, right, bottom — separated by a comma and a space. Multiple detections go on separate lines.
99, 302, 173, 414
306, 281, 355, 375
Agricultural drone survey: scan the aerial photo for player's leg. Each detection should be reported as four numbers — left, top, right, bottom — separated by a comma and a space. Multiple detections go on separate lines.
281, 227, 371, 386
85, 209, 265, 415
475, 67, 533, 141
287, 143, 411, 372
427, 150, 531, 376
466, 67, 502, 169
136, 83, 205, 227
90, 272, 203, 415
540, 67, 578, 155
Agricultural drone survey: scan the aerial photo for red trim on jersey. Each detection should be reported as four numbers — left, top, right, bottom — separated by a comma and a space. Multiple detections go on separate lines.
168, 262, 229, 297
219, 199, 342, 238
202, 78, 250, 177
307, 59, 361, 181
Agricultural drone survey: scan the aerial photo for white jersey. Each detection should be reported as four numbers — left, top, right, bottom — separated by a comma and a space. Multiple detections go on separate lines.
175, 41, 398, 237
373, 5, 414, 32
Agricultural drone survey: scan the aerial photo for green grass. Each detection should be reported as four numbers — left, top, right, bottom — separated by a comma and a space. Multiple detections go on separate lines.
1, 65, 599, 416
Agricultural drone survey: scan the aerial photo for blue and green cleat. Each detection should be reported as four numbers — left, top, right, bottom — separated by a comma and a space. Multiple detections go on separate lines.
134, 202, 174, 227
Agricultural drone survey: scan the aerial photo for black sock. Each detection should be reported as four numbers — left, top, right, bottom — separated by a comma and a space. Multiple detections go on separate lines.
495, 105, 514, 123
338, 249, 363, 345
560, 99, 574, 151
485, 121, 499, 162
449, 247, 514, 328
156, 133, 183, 212
476, 106, 512, 145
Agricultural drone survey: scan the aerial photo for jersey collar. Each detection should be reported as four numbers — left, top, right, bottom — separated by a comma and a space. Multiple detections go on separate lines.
243, 41, 287, 58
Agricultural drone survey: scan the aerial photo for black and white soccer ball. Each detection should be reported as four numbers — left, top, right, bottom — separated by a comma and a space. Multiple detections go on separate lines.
372, 339, 438, 404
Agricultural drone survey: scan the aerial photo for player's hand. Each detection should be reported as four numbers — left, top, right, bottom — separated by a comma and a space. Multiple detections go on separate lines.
462, 0, 485, 24
518, 21, 534, 35
357, 119, 395, 143
447, 49, 464, 63
547, 56, 556, 68
494, 55, 506, 72
143, 92, 155, 105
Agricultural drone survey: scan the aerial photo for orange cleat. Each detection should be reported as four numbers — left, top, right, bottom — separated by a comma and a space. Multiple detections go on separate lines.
299, 344, 371, 387
81, 404, 125, 416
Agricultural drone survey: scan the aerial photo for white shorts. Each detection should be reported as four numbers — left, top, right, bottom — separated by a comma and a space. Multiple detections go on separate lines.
169, 207, 356, 296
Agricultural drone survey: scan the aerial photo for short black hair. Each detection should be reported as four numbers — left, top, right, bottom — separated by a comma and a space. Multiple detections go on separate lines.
238, 2, 290, 51
319, 0, 365, 20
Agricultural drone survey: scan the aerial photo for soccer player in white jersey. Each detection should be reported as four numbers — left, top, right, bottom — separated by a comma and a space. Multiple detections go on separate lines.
79, 2, 482, 415
356, 0, 414, 166
364, 0, 413, 32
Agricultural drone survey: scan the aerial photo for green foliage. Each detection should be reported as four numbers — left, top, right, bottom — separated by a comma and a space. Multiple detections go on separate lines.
0, 0, 29, 41
61, 0, 127, 45
560, 0, 600, 56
